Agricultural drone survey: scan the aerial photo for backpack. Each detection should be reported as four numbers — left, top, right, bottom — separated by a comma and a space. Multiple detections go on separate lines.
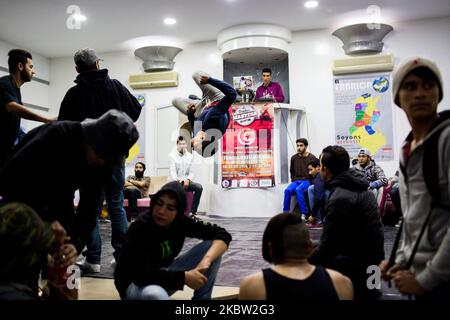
388, 110, 450, 269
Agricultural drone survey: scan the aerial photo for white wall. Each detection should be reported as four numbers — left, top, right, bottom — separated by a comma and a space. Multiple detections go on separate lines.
48, 16, 450, 216
0, 39, 51, 132
287, 16, 450, 177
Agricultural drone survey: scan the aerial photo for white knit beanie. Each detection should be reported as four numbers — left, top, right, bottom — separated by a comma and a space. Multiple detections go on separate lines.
392, 56, 443, 107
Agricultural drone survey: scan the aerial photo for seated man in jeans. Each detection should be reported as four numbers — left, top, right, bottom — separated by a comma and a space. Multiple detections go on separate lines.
114, 181, 231, 300
169, 136, 203, 217
306, 160, 327, 226
283, 138, 318, 220
123, 162, 151, 220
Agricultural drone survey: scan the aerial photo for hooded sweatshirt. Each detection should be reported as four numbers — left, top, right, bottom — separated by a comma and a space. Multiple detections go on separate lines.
58, 69, 141, 122
354, 159, 388, 189
311, 168, 385, 266
114, 181, 232, 299
396, 116, 450, 291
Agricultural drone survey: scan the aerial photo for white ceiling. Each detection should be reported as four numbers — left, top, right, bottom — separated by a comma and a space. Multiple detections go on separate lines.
0, 0, 449, 58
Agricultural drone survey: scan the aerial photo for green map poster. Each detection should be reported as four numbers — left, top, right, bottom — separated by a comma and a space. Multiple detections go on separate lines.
333, 73, 394, 161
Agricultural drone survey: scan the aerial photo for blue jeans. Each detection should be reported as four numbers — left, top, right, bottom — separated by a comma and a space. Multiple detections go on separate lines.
125, 283, 169, 300
186, 182, 203, 214
85, 161, 128, 263
125, 240, 221, 300
283, 180, 311, 214
307, 186, 330, 221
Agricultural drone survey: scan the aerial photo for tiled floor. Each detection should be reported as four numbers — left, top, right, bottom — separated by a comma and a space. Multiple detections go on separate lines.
79, 277, 239, 300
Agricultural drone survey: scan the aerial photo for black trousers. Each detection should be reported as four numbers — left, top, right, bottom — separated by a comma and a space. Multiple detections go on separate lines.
123, 188, 142, 218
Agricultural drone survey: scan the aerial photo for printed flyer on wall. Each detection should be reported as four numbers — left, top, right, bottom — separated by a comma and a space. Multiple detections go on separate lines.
221, 102, 275, 189
333, 73, 394, 161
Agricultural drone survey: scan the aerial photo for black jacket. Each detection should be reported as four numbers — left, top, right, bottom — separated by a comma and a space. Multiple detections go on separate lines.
114, 182, 232, 299
0, 283, 35, 300
0, 122, 107, 253
58, 69, 141, 122
310, 168, 384, 266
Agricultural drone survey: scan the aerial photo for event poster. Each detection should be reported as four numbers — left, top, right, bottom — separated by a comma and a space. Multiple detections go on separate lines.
233, 75, 254, 91
333, 73, 394, 161
221, 102, 275, 189
126, 94, 146, 168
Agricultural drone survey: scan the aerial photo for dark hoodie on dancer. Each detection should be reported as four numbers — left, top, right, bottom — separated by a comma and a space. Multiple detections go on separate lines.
114, 181, 232, 299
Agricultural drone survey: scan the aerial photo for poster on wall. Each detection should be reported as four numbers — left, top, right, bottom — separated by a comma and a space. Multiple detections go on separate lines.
333, 73, 394, 161
221, 102, 275, 189
233, 76, 254, 91
126, 94, 146, 168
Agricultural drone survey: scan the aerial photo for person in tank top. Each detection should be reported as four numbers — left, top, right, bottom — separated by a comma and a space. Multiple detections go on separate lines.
239, 213, 353, 300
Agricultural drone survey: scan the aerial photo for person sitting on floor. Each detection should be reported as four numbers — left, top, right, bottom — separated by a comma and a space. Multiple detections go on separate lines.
0, 203, 64, 300
123, 162, 151, 221
239, 212, 353, 300
114, 181, 232, 300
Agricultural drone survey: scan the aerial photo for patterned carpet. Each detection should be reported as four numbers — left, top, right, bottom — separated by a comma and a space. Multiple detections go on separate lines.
83, 215, 406, 299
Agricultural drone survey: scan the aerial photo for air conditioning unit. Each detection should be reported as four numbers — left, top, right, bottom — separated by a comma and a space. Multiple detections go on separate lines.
332, 54, 393, 75
129, 71, 178, 89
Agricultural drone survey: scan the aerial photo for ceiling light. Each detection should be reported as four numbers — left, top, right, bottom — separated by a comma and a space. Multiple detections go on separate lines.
73, 14, 86, 21
304, 1, 319, 9
164, 18, 177, 25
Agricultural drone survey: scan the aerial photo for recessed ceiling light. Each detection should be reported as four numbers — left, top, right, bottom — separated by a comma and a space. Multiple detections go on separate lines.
304, 1, 319, 9
164, 18, 177, 25
73, 14, 87, 21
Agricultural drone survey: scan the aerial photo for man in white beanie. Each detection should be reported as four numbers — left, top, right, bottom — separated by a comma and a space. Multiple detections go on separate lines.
380, 57, 450, 299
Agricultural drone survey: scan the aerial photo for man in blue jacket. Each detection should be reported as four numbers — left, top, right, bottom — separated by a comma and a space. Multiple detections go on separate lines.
187, 73, 237, 158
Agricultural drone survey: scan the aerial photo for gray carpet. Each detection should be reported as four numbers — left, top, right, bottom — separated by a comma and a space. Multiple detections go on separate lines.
84, 215, 405, 299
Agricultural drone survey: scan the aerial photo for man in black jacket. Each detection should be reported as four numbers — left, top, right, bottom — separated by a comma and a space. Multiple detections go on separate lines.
114, 181, 231, 300
0, 110, 139, 294
58, 48, 142, 271
310, 145, 384, 300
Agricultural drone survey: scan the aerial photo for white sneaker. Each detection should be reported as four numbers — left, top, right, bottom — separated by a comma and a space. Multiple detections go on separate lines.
75, 255, 86, 266
110, 258, 116, 267
79, 261, 101, 273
